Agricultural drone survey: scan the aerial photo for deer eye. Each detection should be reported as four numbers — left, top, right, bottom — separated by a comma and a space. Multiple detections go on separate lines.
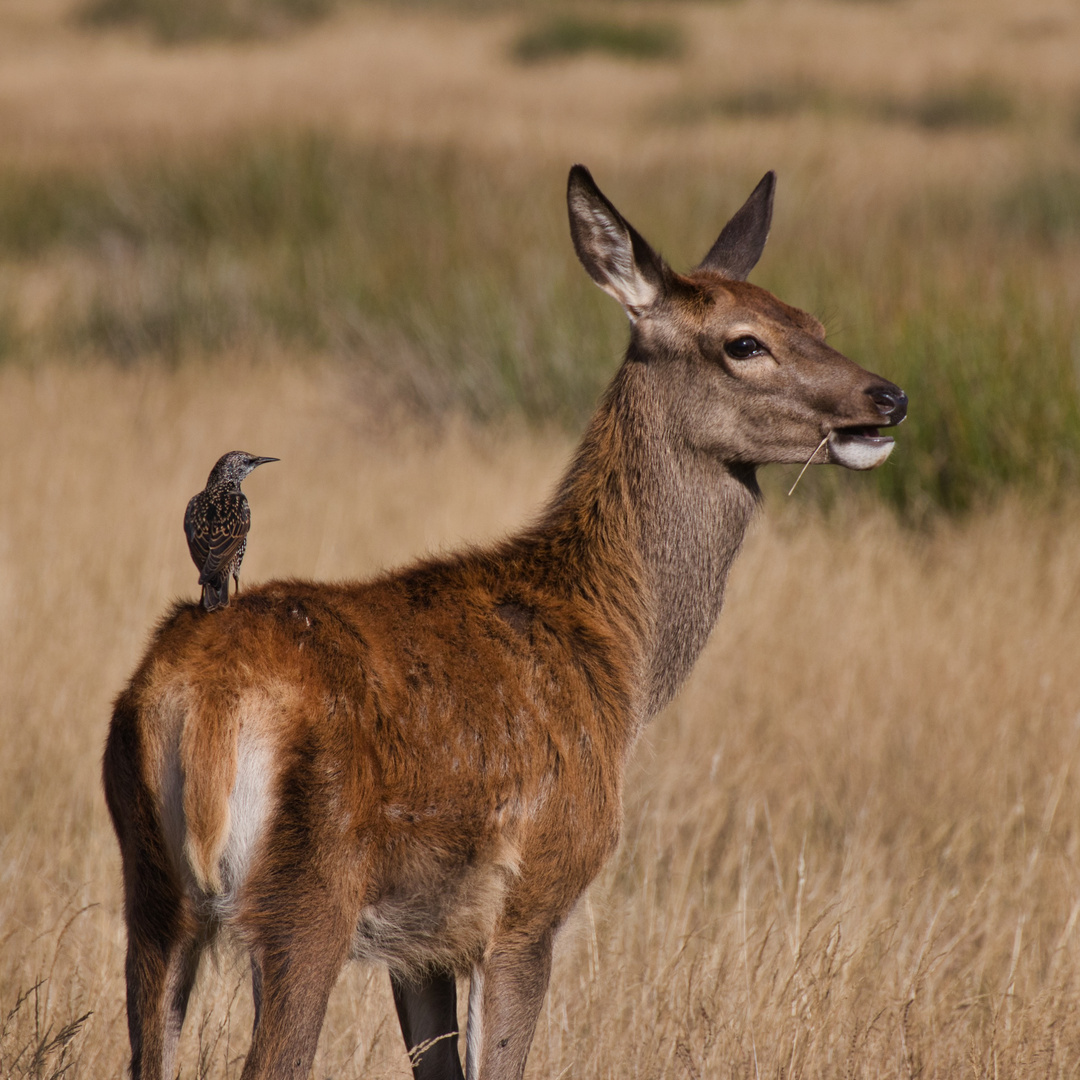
724, 336, 764, 360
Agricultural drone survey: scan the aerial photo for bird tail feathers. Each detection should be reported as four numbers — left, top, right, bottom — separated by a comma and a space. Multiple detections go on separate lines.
201, 579, 230, 611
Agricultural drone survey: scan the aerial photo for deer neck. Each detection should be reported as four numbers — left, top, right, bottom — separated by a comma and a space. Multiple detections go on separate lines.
538, 357, 760, 724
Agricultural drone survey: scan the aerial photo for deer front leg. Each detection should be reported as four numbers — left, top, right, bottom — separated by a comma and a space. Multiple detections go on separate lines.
467, 927, 555, 1080
391, 970, 465, 1080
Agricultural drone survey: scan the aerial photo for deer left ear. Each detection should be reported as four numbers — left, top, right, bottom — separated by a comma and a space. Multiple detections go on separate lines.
567, 164, 669, 322
698, 171, 776, 281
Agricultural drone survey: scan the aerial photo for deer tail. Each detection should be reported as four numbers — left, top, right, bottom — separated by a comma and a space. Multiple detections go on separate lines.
178, 688, 241, 895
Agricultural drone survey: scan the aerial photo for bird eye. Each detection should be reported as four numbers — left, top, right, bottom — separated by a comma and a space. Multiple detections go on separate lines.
724, 336, 763, 360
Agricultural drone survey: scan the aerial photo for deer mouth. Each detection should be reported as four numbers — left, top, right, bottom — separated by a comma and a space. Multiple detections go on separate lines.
827, 426, 895, 470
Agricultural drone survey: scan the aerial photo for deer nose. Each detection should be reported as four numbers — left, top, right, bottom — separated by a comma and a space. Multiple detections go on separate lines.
868, 385, 907, 426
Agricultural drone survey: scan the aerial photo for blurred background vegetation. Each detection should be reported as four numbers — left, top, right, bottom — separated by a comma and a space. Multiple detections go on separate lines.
1, 0, 1078, 522
2, 133, 1078, 518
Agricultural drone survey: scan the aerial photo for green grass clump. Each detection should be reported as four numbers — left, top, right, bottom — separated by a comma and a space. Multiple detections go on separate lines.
77, 0, 334, 43
997, 170, 1080, 243
840, 282, 1080, 516
874, 82, 1015, 131
0, 173, 120, 255
512, 17, 684, 63
663, 83, 827, 122
659, 80, 1014, 134
0, 137, 620, 422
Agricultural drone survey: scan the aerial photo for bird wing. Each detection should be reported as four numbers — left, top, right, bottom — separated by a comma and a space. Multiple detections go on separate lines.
191, 492, 251, 584
184, 495, 211, 572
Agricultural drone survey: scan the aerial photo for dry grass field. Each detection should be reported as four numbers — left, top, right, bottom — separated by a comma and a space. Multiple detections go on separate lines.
5, 361, 1080, 1078
2, 0, 1080, 1077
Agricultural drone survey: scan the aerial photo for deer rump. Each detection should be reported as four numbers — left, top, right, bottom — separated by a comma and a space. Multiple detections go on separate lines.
110, 566, 626, 973
104, 164, 905, 1080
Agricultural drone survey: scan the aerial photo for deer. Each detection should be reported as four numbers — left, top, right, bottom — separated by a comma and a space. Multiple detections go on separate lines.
103, 164, 907, 1080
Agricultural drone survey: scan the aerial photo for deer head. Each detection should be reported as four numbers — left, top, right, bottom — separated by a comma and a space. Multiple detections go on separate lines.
567, 165, 907, 475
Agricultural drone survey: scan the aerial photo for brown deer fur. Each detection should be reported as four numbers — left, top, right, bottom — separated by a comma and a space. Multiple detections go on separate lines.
103, 165, 907, 1080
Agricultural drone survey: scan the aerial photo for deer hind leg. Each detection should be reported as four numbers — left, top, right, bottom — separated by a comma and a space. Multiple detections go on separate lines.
120, 855, 206, 1080
106, 711, 207, 1078
126, 930, 204, 1080
240, 899, 353, 1080
391, 970, 465, 1080
467, 926, 556, 1080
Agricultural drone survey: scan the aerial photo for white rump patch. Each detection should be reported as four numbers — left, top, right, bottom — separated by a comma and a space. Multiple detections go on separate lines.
218, 726, 276, 906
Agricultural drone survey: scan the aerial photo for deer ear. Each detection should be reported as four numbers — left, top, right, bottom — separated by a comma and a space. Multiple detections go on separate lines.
567, 165, 668, 322
698, 171, 776, 281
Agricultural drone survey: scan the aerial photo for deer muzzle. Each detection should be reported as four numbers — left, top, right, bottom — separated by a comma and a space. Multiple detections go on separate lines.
827, 428, 895, 470
826, 384, 907, 470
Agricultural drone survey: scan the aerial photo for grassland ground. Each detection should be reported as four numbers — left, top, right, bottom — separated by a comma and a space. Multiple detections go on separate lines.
2, 0, 1080, 1076
3, 359, 1080, 1078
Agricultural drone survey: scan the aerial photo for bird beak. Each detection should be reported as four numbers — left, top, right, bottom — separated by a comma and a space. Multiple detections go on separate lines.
252, 457, 280, 468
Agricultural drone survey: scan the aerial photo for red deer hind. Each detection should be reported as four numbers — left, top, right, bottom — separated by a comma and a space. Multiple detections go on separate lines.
104, 165, 906, 1080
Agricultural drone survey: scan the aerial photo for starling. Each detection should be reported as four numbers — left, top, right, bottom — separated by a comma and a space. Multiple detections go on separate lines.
184, 451, 278, 612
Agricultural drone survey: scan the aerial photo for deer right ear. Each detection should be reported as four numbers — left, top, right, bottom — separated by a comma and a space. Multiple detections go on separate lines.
567, 165, 667, 322
698, 171, 776, 281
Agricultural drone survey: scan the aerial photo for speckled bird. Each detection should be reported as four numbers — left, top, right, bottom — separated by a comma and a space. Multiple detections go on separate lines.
184, 451, 278, 612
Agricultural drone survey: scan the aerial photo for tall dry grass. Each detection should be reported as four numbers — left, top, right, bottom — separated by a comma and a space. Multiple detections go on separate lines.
3, 359, 1080, 1077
